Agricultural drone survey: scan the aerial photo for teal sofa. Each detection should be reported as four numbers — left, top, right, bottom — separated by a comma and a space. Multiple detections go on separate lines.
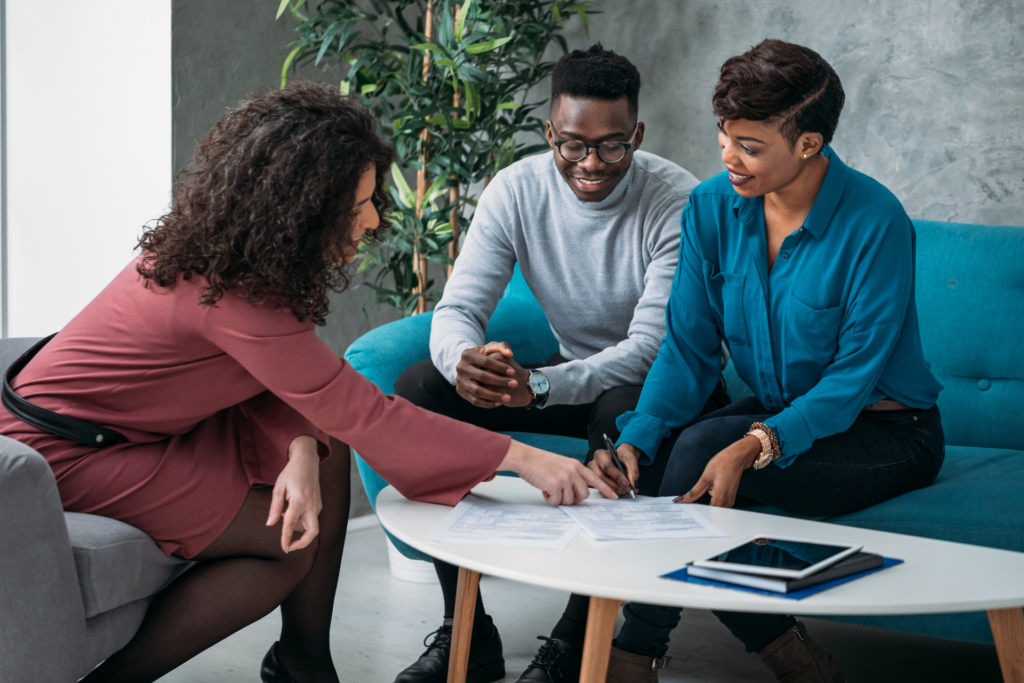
344, 219, 1024, 646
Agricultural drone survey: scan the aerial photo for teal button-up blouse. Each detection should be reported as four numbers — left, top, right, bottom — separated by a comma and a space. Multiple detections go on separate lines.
616, 147, 943, 467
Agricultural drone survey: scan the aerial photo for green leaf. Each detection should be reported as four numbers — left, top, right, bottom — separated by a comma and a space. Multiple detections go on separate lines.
425, 175, 449, 204
316, 22, 342, 65
575, 6, 590, 37
464, 81, 480, 119
390, 163, 416, 209
496, 102, 521, 110
339, 80, 350, 95
455, 0, 473, 42
280, 45, 301, 89
435, 58, 457, 68
361, 83, 378, 95
411, 43, 445, 55
552, 1, 563, 23
464, 36, 512, 54
276, 0, 290, 20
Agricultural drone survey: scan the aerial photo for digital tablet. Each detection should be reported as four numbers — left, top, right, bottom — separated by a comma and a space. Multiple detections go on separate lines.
691, 537, 863, 579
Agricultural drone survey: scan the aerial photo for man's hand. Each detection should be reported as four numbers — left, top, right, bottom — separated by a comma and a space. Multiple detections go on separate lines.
487, 352, 533, 408
455, 342, 517, 408
267, 435, 323, 553
588, 442, 641, 497
673, 435, 761, 508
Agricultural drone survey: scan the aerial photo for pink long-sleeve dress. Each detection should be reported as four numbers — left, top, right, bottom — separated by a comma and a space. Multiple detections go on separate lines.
0, 258, 509, 558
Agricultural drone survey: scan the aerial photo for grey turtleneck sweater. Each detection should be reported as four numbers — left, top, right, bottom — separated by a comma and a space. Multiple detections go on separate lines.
430, 150, 699, 407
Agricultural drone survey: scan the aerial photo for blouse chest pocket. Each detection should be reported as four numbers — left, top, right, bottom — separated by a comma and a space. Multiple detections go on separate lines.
713, 271, 750, 347
783, 294, 844, 372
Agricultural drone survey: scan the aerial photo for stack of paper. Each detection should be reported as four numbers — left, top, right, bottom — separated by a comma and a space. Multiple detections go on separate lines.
427, 496, 581, 550
426, 495, 726, 549
559, 497, 727, 540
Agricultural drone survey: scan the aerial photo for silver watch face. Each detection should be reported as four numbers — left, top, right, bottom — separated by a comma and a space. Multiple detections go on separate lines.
529, 371, 550, 395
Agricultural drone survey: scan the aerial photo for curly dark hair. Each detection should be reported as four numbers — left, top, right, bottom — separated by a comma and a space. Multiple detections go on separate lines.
713, 39, 845, 149
137, 80, 393, 325
551, 43, 642, 117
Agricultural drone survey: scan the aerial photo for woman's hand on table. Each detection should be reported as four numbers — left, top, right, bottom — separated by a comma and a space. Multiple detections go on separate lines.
674, 435, 761, 508
501, 440, 618, 505
588, 443, 641, 497
268, 435, 323, 553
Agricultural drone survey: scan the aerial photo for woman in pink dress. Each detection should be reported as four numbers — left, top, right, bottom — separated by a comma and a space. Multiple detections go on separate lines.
0, 81, 613, 683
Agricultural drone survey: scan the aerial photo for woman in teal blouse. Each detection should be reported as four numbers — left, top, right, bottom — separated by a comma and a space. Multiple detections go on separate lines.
589, 40, 945, 682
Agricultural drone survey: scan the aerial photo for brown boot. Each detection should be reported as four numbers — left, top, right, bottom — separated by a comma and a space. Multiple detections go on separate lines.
605, 646, 670, 683
757, 622, 846, 683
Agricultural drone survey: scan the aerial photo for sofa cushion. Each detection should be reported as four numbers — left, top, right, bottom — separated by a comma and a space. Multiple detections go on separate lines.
743, 445, 1024, 553
65, 512, 192, 618
830, 445, 1024, 552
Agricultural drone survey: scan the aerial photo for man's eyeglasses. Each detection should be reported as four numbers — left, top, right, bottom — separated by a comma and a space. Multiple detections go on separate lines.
551, 124, 638, 164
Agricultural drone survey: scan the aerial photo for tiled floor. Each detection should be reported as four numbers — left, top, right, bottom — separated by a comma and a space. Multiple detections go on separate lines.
157, 523, 1004, 683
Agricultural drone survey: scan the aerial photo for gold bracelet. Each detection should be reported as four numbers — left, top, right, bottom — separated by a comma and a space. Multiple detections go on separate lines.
748, 422, 781, 461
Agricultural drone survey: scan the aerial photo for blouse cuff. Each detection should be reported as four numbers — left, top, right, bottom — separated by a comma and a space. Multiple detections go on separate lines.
763, 408, 813, 468
615, 411, 672, 466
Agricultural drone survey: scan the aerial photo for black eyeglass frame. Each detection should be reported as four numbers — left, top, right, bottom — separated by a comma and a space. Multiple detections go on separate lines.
550, 124, 639, 164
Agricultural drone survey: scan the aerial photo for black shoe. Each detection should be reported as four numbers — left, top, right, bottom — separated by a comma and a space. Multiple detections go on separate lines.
261, 641, 297, 683
394, 617, 506, 683
516, 637, 580, 683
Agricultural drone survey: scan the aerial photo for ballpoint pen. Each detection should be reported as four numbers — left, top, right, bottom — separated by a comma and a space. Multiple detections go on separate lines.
602, 432, 637, 499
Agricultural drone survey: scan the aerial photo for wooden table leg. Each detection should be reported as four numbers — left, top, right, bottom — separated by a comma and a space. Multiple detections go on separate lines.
578, 597, 623, 683
989, 608, 1024, 683
447, 567, 481, 683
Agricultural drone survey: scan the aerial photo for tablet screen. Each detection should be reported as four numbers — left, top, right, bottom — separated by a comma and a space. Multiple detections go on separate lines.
709, 538, 852, 571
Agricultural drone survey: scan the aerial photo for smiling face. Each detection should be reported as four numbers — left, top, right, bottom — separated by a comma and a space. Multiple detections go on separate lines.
339, 165, 380, 263
546, 95, 644, 202
718, 118, 824, 198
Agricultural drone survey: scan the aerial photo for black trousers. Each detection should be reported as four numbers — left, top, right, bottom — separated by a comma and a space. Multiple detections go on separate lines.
396, 353, 641, 462
395, 355, 732, 644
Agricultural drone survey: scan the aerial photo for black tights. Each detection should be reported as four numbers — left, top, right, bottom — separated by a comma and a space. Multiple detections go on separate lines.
81, 440, 352, 683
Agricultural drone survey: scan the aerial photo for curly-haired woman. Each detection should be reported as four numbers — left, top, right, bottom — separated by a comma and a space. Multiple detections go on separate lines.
588, 41, 944, 682
0, 81, 614, 683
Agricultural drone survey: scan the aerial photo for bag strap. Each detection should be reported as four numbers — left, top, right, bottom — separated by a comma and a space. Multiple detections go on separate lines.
2, 334, 128, 447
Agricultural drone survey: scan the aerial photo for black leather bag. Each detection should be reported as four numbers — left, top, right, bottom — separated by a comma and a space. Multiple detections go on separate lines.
2, 334, 127, 447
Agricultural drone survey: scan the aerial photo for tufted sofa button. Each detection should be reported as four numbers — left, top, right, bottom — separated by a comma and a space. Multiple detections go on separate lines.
977, 378, 991, 391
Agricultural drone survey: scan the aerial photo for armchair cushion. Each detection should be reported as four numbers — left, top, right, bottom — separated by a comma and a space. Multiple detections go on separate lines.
66, 513, 192, 618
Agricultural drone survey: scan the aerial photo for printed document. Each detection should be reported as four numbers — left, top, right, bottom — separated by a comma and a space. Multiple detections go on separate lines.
427, 495, 581, 550
559, 497, 727, 541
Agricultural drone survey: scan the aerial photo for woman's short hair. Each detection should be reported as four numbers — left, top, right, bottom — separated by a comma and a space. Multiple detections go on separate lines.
138, 80, 393, 325
713, 39, 845, 149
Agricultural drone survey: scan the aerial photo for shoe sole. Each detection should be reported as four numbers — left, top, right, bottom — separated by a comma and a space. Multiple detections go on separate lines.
467, 658, 506, 683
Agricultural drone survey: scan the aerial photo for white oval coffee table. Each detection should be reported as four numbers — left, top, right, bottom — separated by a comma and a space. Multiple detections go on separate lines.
377, 477, 1024, 683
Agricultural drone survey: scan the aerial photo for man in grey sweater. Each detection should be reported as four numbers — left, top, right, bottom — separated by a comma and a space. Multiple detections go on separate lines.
393, 45, 728, 683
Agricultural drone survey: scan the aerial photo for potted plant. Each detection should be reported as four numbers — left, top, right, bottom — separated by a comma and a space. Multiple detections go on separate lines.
277, 0, 596, 315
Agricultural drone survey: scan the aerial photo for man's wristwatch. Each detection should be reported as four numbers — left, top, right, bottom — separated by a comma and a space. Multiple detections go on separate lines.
527, 370, 550, 408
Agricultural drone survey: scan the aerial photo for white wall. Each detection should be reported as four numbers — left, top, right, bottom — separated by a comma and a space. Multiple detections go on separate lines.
5, 0, 171, 337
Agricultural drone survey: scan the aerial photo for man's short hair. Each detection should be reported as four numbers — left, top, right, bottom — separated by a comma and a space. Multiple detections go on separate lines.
713, 39, 845, 148
551, 43, 641, 118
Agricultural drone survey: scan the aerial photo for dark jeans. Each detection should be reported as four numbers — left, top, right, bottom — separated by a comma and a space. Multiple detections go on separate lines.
615, 397, 945, 657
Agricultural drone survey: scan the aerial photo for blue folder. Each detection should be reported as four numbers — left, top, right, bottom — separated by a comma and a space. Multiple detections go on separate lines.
660, 558, 904, 600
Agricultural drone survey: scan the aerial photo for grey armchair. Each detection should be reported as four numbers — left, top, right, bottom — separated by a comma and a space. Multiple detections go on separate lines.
0, 338, 191, 683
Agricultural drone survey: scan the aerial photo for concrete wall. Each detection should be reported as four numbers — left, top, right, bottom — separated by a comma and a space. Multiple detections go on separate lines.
172, 0, 399, 517
171, 0, 1024, 517
547, 0, 1024, 226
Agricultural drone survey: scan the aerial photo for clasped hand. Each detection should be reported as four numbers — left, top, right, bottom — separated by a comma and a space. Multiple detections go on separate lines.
456, 342, 533, 408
